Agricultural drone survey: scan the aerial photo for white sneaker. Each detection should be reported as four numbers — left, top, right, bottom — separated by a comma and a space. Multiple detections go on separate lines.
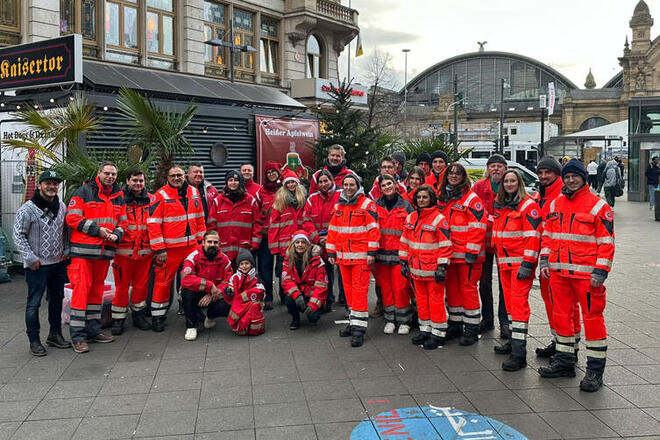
204, 317, 216, 329
184, 328, 197, 341
384, 322, 396, 334
398, 324, 411, 335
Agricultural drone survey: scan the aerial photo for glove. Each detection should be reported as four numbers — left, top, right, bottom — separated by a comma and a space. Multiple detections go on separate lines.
464, 253, 478, 265
295, 295, 306, 311
304, 306, 314, 317
400, 261, 410, 278
517, 265, 533, 280
434, 265, 447, 283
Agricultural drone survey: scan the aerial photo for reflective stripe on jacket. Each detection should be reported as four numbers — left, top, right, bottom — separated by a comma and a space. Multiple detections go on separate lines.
302, 189, 340, 244
399, 206, 452, 279
438, 189, 487, 263
492, 196, 542, 269
326, 193, 380, 265
375, 194, 414, 265
281, 255, 328, 312
268, 204, 304, 256
207, 192, 261, 261
309, 166, 357, 194
471, 178, 497, 252
180, 246, 233, 294
255, 186, 277, 235
116, 187, 155, 258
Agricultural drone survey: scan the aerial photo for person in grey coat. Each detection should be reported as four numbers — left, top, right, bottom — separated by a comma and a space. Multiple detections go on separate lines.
603, 160, 621, 207
13, 170, 71, 356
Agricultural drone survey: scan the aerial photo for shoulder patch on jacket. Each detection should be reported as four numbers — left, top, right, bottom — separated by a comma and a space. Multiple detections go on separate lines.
526, 215, 542, 230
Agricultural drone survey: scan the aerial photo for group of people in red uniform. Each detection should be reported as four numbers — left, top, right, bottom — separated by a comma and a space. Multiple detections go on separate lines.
60, 143, 614, 393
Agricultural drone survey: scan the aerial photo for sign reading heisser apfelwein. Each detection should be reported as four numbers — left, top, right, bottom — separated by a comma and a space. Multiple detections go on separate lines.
0, 34, 82, 91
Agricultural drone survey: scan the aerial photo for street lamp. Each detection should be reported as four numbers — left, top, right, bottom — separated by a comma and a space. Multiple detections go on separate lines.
499, 78, 510, 154
204, 19, 256, 83
402, 49, 411, 128
539, 94, 547, 158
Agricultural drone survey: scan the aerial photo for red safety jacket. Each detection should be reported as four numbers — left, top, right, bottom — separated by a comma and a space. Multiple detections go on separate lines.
425, 169, 446, 195
302, 188, 340, 245
399, 206, 453, 279
268, 203, 304, 256
281, 254, 328, 312
116, 187, 155, 258
438, 189, 487, 263
255, 183, 279, 236
207, 191, 261, 261
326, 192, 380, 265
66, 176, 128, 260
226, 268, 265, 335
368, 178, 407, 200
245, 179, 262, 198
533, 177, 563, 221
471, 178, 497, 252
540, 185, 615, 279
374, 194, 414, 265
492, 196, 542, 270
180, 246, 233, 294
147, 183, 206, 253
309, 165, 357, 194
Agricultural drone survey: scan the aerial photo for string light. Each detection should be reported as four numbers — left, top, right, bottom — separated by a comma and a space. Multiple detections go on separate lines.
49, 98, 55, 103
103, 106, 108, 111
203, 127, 208, 134
16, 105, 21, 110
33, 104, 38, 109
0, 103, 5, 107
69, 96, 74, 101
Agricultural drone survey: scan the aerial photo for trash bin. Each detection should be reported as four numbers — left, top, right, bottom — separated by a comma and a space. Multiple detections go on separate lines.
62, 282, 116, 327
655, 189, 660, 221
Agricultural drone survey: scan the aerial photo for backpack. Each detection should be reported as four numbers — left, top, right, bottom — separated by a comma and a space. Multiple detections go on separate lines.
614, 168, 624, 197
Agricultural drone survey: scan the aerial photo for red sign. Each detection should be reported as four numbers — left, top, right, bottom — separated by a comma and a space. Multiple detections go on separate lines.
255, 116, 319, 184
320, 85, 365, 97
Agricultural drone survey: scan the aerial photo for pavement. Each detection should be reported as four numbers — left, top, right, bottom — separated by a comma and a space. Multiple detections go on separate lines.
0, 196, 659, 440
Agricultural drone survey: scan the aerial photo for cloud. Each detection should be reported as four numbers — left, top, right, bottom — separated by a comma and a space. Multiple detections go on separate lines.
361, 26, 421, 46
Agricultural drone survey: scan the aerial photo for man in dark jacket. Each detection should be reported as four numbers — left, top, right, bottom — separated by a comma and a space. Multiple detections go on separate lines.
646, 156, 659, 209
596, 159, 607, 194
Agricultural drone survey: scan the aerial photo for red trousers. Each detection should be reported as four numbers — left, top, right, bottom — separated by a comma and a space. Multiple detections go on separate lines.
152, 245, 196, 317
446, 262, 482, 325
499, 268, 533, 323
412, 278, 447, 337
540, 276, 582, 336
339, 263, 371, 334
374, 264, 411, 323
67, 257, 110, 342
111, 255, 152, 319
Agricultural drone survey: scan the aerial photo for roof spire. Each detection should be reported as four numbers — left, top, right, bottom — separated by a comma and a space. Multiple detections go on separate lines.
584, 68, 596, 89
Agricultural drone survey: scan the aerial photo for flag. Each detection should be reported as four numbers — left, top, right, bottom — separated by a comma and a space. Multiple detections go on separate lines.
355, 33, 364, 57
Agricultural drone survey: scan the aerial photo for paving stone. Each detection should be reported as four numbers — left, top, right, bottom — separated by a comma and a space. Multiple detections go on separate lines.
308, 398, 366, 424
412, 392, 478, 413
593, 408, 660, 437
350, 376, 408, 397
399, 373, 457, 394
561, 385, 636, 410
0, 380, 52, 401
539, 410, 619, 439
135, 410, 197, 437
28, 397, 94, 420
610, 384, 660, 407
195, 430, 254, 440
151, 372, 203, 392
108, 360, 160, 378
255, 425, 317, 440
254, 401, 312, 428
464, 390, 532, 415
199, 386, 252, 409
302, 379, 357, 401
45, 379, 104, 399
445, 370, 508, 392
72, 414, 140, 439
251, 366, 300, 385
314, 421, 377, 440
490, 412, 561, 440
204, 370, 252, 388
143, 389, 199, 413
87, 393, 148, 416
361, 395, 419, 419
342, 360, 394, 378
156, 357, 205, 375
196, 406, 254, 433
429, 354, 488, 372
0, 422, 19, 440
98, 375, 154, 396
10, 418, 81, 440
0, 400, 40, 422
513, 387, 585, 412
626, 364, 660, 384
252, 382, 305, 405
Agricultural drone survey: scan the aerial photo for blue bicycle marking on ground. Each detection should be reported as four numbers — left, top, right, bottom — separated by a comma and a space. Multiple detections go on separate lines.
351, 406, 528, 439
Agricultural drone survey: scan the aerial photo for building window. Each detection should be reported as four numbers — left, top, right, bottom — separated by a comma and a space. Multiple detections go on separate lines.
146, 0, 175, 69
260, 16, 279, 85
510, 127, 517, 135
306, 35, 323, 78
105, 0, 140, 64
203, 1, 227, 78
0, 0, 20, 46
233, 9, 255, 82
579, 117, 609, 131
61, 0, 100, 57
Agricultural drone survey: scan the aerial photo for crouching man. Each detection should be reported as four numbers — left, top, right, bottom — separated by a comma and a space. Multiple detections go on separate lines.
180, 230, 233, 341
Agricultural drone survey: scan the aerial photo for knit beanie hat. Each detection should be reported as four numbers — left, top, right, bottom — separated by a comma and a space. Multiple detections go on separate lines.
225, 170, 245, 188
281, 168, 300, 185
342, 172, 361, 188
431, 150, 448, 165
416, 152, 432, 165
392, 151, 406, 165
536, 156, 562, 175
265, 161, 281, 175
561, 158, 588, 182
236, 248, 255, 267
291, 230, 310, 244
486, 154, 507, 166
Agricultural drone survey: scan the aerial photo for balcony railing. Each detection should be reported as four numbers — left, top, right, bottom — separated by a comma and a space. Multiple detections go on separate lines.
316, 0, 355, 24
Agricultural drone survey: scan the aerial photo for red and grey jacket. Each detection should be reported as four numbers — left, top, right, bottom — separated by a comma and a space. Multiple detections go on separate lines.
180, 246, 233, 295
116, 186, 155, 259
281, 254, 328, 312
302, 188, 340, 245
492, 196, 542, 271
66, 176, 128, 260
540, 185, 615, 281
326, 192, 380, 265
268, 203, 304, 256
226, 268, 265, 335
438, 189, 487, 263
207, 191, 261, 261
147, 182, 206, 253
399, 206, 452, 279
374, 194, 414, 265
471, 178, 497, 252
244, 179, 262, 198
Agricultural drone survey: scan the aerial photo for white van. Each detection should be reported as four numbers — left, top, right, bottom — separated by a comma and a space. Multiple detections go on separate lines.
459, 158, 539, 193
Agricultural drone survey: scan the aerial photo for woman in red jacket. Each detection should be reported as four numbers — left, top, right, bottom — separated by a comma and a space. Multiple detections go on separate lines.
437, 163, 487, 346
302, 170, 341, 311
399, 185, 453, 349
269, 169, 306, 304
491, 169, 542, 371
404, 167, 425, 203
374, 175, 415, 335
281, 230, 328, 329
255, 161, 282, 310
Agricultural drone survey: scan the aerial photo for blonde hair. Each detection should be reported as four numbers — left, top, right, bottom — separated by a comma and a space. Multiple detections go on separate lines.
285, 239, 310, 270
496, 169, 528, 205
272, 184, 306, 213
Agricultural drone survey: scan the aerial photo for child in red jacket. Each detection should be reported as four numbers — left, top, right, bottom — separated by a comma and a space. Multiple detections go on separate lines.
226, 249, 266, 336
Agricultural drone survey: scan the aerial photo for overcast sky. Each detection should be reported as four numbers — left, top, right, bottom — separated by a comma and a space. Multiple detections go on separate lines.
338, 0, 647, 90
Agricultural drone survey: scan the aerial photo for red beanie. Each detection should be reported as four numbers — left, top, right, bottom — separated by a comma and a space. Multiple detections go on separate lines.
291, 230, 310, 243
281, 168, 300, 185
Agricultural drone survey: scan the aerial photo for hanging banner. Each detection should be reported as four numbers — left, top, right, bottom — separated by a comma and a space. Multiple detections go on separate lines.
255, 115, 319, 184
548, 82, 555, 116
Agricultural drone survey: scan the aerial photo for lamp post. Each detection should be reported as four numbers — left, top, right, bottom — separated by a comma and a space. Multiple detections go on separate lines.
539, 94, 547, 158
204, 19, 257, 83
402, 49, 410, 129
499, 78, 509, 154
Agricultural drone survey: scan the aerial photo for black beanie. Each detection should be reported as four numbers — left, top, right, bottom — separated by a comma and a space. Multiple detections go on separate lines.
486, 154, 507, 166
392, 151, 406, 165
430, 150, 448, 165
236, 248, 255, 267
561, 158, 588, 182
342, 173, 362, 188
416, 152, 432, 165
536, 156, 562, 175
225, 169, 245, 189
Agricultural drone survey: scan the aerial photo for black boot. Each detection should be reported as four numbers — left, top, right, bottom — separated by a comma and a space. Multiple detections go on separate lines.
479, 319, 494, 334
494, 341, 512, 354
289, 317, 301, 330
339, 324, 352, 337
538, 360, 576, 378
502, 355, 527, 372
579, 370, 603, 392
30, 340, 47, 356
445, 322, 463, 341
459, 324, 479, 346
132, 310, 152, 331
111, 319, 125, 336
499, 323, 511, 340
423, 335, 444, 350
536, 341, 556, 358
46, 333, 71, 349
351, 333, 364, 347
152, 317, 165, 332
411, 332, 430, 345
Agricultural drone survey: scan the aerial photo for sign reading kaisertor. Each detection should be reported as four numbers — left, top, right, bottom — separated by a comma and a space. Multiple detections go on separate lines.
0, 34, 82, 91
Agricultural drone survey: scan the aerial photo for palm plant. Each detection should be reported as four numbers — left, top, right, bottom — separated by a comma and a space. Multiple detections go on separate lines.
116, 88, 197, 188
399, 136, 472, 171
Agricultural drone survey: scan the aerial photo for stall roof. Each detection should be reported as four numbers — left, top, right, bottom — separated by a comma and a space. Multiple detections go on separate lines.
82, 61, 305, 109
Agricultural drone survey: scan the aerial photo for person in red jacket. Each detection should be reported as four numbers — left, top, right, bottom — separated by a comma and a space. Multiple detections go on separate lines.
327, 174, 380, 347
226, 249, 266, 336
472, 154, 509, 338
404, 167, 425, 203
538, 159, 615, 392
424, 150, 448, 195
255, 161, 282, 310
399, 185, 453, 349
491, 170, 542, 371
269, 169, 306, 303
374, 175, 415, 335
368, 156, 407, 200
186, 163, 219, 222
281, 230, 328, 329
302, 170, 341, 311
111, 169, 155, 335
240, 163, 262, 197
309, 144, 357, 193
148, 165, 206, 332
533, 156, 582, 359
65, 162, 128, 352
438, 163, 487, 346
207, 170, 261, 262
180, 230, 233, 341
416, 152, 432, 177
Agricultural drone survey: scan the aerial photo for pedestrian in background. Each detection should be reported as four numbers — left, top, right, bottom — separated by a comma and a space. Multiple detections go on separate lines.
646, 156, 659, 210
596, 159, 607, 194
603, 160, 622, 207
587, 159, 598, 189
14, 170, 71, 356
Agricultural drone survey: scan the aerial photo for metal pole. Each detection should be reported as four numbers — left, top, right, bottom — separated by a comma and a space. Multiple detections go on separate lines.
403, 49, 410, 129
540, 107, 545, 158
453, 74, 458, 147
229, 19, 235, 83
347, 0, 352, 82
499, 78, 505, 154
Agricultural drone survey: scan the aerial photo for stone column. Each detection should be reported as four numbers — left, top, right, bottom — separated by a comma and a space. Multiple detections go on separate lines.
25, 0, 60, 42
180, 0, 205, 75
